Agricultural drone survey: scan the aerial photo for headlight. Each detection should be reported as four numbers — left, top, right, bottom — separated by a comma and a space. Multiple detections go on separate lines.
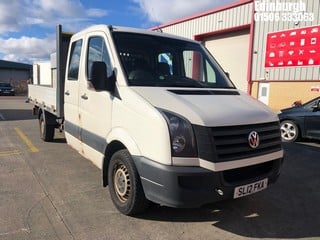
159, 109, 197, 157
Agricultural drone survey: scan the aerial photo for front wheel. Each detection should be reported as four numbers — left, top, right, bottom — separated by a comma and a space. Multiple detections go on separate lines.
108, 149, 149, 215
280, 120, 299, 142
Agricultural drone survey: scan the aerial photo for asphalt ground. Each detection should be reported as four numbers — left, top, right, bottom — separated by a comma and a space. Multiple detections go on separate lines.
1, 96, 320, 240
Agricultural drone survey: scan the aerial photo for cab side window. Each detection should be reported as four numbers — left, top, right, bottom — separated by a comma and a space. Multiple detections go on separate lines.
67, 40, 83, 80
87, 36, 112, 81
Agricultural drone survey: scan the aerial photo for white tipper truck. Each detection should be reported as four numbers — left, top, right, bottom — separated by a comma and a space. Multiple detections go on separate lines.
28, 25, 284, 215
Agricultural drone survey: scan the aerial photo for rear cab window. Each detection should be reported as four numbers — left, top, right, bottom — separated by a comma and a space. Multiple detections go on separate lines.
67, 39, 83, 80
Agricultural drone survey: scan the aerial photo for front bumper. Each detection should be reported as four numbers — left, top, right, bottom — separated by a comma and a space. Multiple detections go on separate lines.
0, 90, 15, 95
133, 156, 283, 208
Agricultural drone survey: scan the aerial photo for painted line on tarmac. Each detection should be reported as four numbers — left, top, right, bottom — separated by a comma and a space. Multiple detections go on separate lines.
0, 150, 20, 157
14, 127, 39, 153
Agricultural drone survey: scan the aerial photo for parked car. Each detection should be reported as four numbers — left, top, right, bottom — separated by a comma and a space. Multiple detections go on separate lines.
278, 96, 320, 142
0, 82, 15, 96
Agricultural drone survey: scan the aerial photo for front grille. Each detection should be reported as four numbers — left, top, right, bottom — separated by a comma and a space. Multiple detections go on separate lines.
193, 122, 282, 163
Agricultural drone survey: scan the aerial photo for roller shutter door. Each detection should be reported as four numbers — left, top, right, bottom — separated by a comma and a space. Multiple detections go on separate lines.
203, 29, 250, 92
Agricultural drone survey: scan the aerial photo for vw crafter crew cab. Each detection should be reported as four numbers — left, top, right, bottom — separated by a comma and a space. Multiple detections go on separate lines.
28, 25, 284, 215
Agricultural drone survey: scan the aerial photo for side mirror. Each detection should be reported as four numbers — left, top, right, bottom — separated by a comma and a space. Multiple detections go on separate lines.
91, 61, 116, 93
292, 100, 302, 107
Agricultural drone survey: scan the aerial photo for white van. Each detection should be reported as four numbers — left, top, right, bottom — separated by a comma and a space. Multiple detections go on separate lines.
29, 25, 284, 215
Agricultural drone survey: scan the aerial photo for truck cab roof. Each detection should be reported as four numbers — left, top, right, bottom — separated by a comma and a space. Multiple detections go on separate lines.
73, 24, 197, 44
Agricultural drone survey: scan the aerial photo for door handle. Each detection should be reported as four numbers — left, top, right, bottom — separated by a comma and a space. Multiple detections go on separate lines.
65, 90, 70, 96
81, 94, 88, 100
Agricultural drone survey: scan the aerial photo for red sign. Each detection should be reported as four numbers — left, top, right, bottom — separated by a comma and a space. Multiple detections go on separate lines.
265, 25, 320, 68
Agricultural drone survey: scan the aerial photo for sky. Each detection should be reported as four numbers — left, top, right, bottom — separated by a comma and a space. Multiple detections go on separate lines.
0, 0, 236, 64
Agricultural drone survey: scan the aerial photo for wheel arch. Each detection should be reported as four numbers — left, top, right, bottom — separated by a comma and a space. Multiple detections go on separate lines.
36, 107, 57, 125
102, 140, 126, 187
103, 128, 141, 187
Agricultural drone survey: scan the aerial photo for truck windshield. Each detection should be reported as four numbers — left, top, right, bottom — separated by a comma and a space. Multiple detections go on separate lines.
112, 32, 235, 89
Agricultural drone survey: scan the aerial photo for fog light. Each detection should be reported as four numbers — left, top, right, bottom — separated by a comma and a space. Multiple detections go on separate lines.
215, 189, 224, 196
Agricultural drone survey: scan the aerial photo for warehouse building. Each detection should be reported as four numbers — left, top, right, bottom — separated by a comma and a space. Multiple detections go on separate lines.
152, 0, 320, 110
0, 60, 32, 94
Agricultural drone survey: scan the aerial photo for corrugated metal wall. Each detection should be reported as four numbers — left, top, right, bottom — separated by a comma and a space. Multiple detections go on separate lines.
157, 2, 253, 39
0, 69, 30, 82
252, 0, 320, 81
156, 0, 319, 84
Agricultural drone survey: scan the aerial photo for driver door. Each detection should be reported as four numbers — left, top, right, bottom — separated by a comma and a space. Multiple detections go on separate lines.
78, 32, 114, 168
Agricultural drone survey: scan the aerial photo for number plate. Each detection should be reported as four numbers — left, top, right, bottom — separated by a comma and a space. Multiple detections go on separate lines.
234, 178, 268, 199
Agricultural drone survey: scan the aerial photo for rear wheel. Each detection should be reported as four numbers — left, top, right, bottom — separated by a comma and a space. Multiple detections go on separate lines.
280, 120, 299, 142
39, 113, 55, 142
108, 149, 149, 215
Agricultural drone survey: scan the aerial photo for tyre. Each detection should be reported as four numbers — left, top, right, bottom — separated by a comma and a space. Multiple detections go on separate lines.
280, 120, 299, 142
39, 113, 55, 142
108, 149, 149, 215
